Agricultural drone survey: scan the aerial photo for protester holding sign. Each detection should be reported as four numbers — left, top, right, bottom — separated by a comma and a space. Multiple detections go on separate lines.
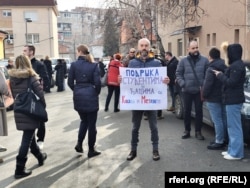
119, 38, 170, 161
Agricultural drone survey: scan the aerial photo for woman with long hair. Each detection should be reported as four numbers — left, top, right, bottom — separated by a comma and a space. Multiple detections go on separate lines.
68, 44, 102, 158
9, 55, 47, 179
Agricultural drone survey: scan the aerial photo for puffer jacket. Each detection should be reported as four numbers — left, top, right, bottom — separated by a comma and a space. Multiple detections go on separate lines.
203, 58, 227, 102
128, 52, 162, 68
107, 59, 123, 86
217, 44, 245, 104
68, 56, 101, 113
176, 54, 209, 94
8, 69, 45, 130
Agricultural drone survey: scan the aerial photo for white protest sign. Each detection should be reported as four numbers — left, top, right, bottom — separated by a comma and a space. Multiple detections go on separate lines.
119, 67, 167, 110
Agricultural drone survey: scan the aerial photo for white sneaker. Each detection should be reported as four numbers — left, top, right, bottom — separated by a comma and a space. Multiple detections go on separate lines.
221, 151, 228, 156
224, 154, 242, 160
37, 141, 44, 150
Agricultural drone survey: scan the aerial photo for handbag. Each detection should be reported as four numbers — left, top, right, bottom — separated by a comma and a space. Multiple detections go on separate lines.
187, 58, 204, 101
101, 70, 108, 87
13, 78, 48, 122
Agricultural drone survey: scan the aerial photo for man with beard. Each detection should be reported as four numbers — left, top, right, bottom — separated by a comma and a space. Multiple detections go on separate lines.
176, 40, 209, 140
122, 38, 170, 161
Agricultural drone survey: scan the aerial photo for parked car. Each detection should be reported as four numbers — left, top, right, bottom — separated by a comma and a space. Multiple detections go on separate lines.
174, 63, 250, 144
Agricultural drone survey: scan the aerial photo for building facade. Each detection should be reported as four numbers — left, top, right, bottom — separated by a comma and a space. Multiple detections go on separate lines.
0, 0, 59, 59
157, 0, 250, 60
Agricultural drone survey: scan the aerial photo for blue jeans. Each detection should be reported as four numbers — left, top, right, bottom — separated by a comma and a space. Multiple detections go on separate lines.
206, 102, 227, 144
77, 111, 98, 150
131, 110, 159, 151
225, 104, 244, 158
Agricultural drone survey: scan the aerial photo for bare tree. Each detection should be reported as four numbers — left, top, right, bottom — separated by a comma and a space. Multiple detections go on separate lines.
102, 0, 206, 55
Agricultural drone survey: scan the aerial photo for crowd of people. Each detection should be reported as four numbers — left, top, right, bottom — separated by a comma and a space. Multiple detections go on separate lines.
0, 37, 247, 180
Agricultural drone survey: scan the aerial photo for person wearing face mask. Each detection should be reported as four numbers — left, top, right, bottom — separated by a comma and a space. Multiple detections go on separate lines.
176, 40, 209, 140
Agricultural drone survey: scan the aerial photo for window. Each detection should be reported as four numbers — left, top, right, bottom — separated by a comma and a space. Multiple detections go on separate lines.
212, 33, 216, 46
27, 34, 39, 44
168, 42, 172, 52
177, 39, 182, 57
234, 29, 239, 43
206, 34, 210, 47
24, 11, 38, 21
3, 10, 11, 17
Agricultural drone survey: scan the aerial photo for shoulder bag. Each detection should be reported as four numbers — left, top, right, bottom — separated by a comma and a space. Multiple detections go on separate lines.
187, 58, 204, 101
13, 77, 48, 122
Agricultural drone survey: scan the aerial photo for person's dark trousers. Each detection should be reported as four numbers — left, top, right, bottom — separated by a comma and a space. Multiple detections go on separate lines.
77, 111, 98, 150
168, 84, 175, 107
157, 110, 162, 117
105, 85, 120, 110
183, 92, 203, 132
16, 130, 40, 165
37, 122, 45, 142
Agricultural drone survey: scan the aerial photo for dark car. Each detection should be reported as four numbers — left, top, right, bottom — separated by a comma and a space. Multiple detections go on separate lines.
174, 63, 250, 144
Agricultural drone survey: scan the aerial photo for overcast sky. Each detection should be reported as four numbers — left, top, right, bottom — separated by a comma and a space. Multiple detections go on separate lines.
57, 0, 107, 11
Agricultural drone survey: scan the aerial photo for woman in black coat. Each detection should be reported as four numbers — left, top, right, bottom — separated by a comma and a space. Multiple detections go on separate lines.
68, 44, 101, 158
55, 59, 67, 92
9, 55, 47, 179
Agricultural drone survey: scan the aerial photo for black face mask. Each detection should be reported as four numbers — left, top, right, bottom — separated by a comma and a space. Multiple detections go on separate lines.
189, 52, 200, 58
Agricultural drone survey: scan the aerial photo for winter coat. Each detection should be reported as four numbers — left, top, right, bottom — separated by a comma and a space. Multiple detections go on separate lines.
31, 57, 50, 91
217, 44, 246, 104
107, 59, 123, 86
43, 59, 53, 78
0, 71, 9, 136
166, 56, 179, 86
202, 58, 227, 102
9, 69, 45, 130
176, 54, 209, 94
55, 62, 67, 89
68, 56, 101, 113
128, 52, 162, 68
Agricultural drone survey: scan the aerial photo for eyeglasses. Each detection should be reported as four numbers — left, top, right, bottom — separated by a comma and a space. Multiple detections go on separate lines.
130, 51, 135, 53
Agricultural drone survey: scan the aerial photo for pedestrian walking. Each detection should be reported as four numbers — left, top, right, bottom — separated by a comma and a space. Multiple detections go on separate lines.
68, 44, 102, 158
23, 45, 49, 150
9, 55, 47, 179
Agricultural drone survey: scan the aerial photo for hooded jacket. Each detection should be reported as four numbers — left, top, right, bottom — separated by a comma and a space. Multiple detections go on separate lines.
203, 58, 227, 102
217, 44, 246, 104
9, 69, 45, 130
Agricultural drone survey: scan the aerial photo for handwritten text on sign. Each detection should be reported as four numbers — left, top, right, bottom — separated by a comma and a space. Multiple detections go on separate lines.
119, 67, 167, 110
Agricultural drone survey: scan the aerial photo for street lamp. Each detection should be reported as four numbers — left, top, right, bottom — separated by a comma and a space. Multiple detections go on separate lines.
25, 18, 32, 44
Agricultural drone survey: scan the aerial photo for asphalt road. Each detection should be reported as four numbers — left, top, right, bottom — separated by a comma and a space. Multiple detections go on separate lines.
0, 83, 250, 188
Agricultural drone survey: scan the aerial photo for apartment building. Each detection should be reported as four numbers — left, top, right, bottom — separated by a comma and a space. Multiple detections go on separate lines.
157, 0, 250, 60
0, 0, 59, 59
58, 7, 106, 60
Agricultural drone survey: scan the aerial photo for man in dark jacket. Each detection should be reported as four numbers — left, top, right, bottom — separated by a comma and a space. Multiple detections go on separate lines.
165, 51, 179, 112
176, 40, 209, 140
23, 45, 49, 150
